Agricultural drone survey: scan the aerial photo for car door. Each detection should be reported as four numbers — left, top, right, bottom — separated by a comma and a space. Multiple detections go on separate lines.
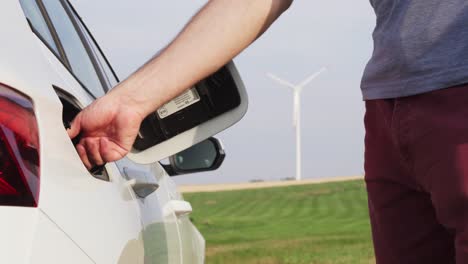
164, 173, 205, 264
113, 158, 183, 264
18, 0, 145, 263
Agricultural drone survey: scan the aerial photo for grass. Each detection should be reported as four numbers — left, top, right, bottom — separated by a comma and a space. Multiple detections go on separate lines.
184, 180, 375, 264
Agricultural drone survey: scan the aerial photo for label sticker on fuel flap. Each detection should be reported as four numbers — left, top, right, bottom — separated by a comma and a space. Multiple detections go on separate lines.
157, 88, 201, 119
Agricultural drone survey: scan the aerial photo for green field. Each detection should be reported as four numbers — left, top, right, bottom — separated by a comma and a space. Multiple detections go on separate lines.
184, 180, 375, 264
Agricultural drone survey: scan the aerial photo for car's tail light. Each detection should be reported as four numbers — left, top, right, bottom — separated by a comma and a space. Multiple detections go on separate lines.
0, 84, 39, 207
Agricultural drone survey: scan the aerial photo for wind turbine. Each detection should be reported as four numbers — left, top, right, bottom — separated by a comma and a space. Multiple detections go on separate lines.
267, 67, 327, 181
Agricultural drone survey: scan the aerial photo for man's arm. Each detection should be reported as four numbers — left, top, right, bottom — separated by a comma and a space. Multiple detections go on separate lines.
68, 0, 293, 169
111, 0, 292, 116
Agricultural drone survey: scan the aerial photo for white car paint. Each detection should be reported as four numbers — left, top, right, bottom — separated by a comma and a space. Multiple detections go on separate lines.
0, 0, 246, 263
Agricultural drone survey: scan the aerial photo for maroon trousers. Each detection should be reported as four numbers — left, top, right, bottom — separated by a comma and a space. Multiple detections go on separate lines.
364, 85, 468, 263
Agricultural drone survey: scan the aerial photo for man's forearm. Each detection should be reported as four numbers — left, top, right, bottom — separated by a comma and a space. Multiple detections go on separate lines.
110, 0, 292, 117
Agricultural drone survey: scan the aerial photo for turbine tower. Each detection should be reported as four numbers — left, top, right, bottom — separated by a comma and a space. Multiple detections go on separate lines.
267, 67, 327, 181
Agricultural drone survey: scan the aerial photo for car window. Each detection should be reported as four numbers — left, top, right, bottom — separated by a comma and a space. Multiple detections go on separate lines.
84, 31, 119, 88
65, 1, 119, 88
19, 0, 60, 56
41, 0, 105, 97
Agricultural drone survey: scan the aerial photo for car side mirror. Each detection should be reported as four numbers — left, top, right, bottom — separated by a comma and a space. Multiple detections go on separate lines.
164, 137, 225, 176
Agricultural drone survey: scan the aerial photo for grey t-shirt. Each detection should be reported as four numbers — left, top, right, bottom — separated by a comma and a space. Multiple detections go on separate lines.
361, 0, 468, 100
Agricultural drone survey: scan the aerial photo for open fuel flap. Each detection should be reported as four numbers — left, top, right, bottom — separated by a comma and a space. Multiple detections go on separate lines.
128, 61, 248, 164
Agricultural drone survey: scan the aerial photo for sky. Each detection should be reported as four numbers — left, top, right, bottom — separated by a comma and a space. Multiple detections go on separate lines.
71, 1, 376, 185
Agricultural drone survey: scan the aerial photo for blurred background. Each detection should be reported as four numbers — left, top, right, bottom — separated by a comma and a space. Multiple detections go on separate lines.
71, 0, 375, 185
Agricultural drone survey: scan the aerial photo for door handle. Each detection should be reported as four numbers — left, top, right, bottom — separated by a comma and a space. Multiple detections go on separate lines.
164, 200, 193, 218
123, 167, 159, 198
125, 179, 159, 198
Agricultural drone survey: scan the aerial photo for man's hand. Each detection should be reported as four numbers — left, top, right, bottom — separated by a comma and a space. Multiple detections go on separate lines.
67, 94, 145, 170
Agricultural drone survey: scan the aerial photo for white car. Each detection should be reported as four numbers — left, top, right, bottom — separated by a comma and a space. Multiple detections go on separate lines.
0, 0, 247, 263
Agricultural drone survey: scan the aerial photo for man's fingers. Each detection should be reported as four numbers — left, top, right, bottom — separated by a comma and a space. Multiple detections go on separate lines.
67, 113, 82, 139
84, 138, 104, 166
77, 137, 126, 171
77, 144, 92, 170
101, 137, 126, 162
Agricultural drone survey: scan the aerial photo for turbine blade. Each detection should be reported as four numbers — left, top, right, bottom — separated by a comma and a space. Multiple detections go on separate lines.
267, 73, 296, 90
297, 67, 327, 90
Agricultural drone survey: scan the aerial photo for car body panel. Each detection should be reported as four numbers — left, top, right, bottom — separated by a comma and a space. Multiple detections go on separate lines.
0, 208, 39, 263
29, 211, 94, 264
0, 208, 93, 264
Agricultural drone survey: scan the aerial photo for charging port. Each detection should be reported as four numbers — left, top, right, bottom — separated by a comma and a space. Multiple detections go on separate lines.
56, 89, 109, 181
